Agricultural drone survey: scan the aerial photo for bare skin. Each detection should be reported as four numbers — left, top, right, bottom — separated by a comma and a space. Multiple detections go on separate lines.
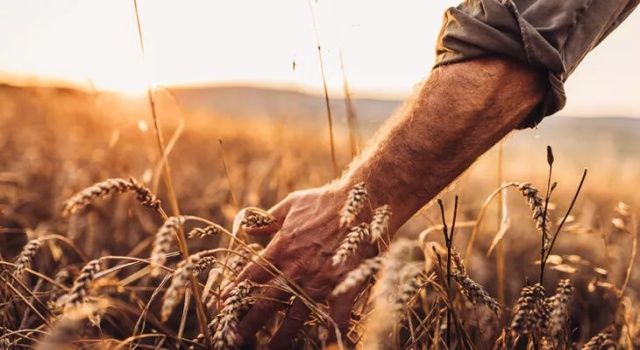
223, 57, 547, 348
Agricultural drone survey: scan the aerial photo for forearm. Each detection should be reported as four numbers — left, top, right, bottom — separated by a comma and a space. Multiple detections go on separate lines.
337, 58, 546, 230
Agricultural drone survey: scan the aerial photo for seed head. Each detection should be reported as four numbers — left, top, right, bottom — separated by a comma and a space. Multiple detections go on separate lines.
370, 205, 392, 241
516, 183, 552, 241
150, 216, 183, 276
62, 177, 160, 216
511, 283, 549, 337
241, 209, 275, 230
581, 329, 616, 350
546, 279, 573, 338
453, 272, 500, 315
211, 280, 255, 350
14, 239, 41, 278
339, 182, 368, 228
63, 259, 102, 312
332, 223, 370, 266
187, 224, 224, 239
161, 253, 201, 322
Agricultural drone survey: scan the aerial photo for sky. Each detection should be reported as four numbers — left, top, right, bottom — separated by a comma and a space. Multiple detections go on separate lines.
0, 0, 638, 117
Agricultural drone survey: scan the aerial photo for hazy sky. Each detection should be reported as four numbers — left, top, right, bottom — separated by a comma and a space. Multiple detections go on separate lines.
0, 0, 638, 117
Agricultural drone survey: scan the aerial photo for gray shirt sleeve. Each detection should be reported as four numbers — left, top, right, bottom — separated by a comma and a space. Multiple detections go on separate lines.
434, 0, 639, 129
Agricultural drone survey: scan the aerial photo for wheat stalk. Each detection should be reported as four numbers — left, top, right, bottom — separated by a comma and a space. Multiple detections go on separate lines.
332, 223, 370, 266
62, 177, 160, 216
13, 239, 41, 278
150, 216, 184, 276
339, 182, 367, 228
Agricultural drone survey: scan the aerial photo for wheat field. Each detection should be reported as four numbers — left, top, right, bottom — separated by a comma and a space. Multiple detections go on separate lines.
0, 83, 638, 350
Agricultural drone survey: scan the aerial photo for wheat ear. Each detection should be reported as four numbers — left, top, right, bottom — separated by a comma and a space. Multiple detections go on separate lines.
187, 223, 225, 239
339, 182, 368, 228
240, 208, 276, 230
516, 183, 552, 240
546, 279, 573, 338
150, 216, 183, 276
511, 284, 549, 337
392, 263, 423, 314
370, 205, 392, 241
332, 223, 370, 266
14, 239, 41, 278
62, 259, 102, 312
451, 250, 500, 314
62, 177, 160, 216
211, 280, 255, 350
581, 329, 616, 350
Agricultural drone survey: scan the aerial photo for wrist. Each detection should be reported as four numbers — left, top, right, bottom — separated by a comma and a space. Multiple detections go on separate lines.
335, 172, 423, 233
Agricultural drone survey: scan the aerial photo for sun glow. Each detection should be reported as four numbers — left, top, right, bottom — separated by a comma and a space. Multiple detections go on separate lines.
0, 0, 639, 115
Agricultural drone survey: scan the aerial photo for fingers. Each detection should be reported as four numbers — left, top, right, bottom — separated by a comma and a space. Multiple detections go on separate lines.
269, 298, 310, 349
236, 287, 290, 346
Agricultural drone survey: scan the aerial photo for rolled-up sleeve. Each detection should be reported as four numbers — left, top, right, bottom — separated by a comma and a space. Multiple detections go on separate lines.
434, 0, 639, 129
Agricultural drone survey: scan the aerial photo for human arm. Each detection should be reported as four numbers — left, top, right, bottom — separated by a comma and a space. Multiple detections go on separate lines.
226, 57, 546, 348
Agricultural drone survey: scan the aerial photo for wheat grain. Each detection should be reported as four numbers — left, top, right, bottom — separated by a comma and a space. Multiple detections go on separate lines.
340, 182, 368, 228
332, 256, 384, 296
211, 280, 255, 350
331, 223, 370, 266
150, 216, 183, 277
62, 177, 160, 216
13, 239, 41, 278
370, 205, 392, 241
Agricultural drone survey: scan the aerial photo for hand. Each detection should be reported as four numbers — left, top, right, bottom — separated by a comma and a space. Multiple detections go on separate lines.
223, 184, 379, 348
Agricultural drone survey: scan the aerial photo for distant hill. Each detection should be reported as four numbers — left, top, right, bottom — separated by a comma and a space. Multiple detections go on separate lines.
171, 85, 640, 161
170, 85, 400, 130
2, 82, 640, 164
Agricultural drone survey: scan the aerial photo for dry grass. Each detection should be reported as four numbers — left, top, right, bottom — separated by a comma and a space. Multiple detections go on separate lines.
0, 86, 639, 350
